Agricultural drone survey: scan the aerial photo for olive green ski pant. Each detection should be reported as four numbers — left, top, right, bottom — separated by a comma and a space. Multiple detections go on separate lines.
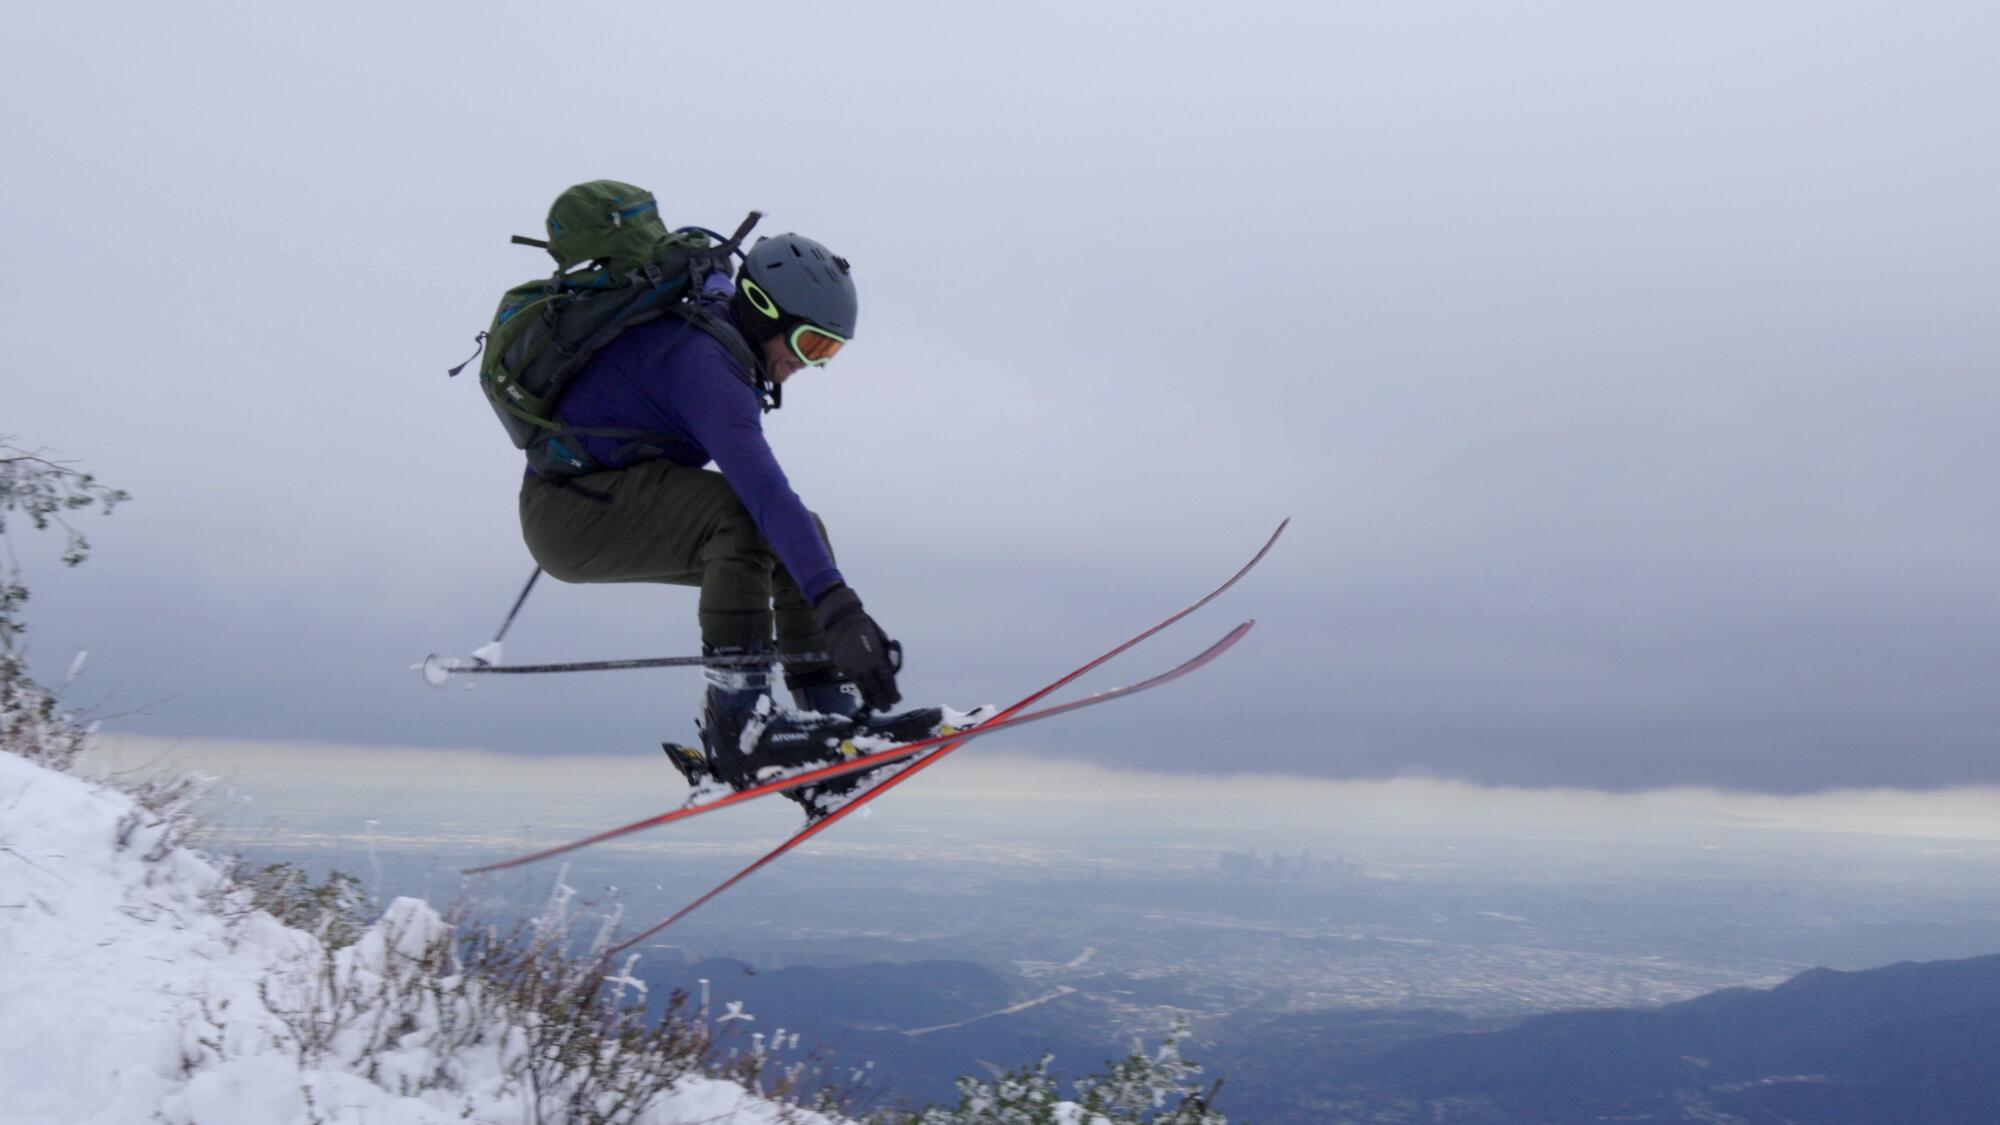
518, 459, 834, 668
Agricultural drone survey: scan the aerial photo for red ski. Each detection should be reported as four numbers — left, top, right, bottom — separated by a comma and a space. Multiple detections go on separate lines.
465, 620, 1253, 875
601, 519, 1288, 956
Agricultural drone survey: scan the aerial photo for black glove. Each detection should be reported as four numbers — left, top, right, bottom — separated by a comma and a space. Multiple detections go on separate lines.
812, 584, 902, 712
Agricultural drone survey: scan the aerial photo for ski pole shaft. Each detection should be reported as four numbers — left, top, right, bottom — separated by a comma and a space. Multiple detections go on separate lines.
419, 650, 830, 683
492, 567, 541, 647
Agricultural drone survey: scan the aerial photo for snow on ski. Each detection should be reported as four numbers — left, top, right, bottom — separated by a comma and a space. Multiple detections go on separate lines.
600, 518, 1288, 956
464, 619, 1254, 876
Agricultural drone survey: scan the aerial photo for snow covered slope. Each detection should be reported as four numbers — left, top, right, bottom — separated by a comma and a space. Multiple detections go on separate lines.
0, 749, 831, 1125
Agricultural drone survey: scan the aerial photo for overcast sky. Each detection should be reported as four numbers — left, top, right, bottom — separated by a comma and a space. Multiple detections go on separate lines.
6, 2, 1997, 793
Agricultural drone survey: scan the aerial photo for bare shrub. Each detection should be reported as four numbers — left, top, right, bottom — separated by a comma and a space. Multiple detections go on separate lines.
249, 875, 731, 1124
112, 767, 213, 862
235, 862, 372, 950
891, 1018, 1231, 1125
1, 438, 125, 775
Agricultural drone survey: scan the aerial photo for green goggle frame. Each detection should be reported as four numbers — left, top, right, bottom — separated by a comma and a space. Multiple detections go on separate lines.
741, 276, 848, 365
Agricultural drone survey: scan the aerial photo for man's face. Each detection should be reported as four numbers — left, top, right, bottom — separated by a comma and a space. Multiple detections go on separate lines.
761, 334, 806, 384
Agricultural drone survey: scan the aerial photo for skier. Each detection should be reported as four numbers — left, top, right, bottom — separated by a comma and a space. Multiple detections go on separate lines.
515, 232, 950, 817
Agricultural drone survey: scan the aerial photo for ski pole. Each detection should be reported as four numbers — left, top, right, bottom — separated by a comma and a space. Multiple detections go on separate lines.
481, 567, 542, 662
418, 649, 831, 685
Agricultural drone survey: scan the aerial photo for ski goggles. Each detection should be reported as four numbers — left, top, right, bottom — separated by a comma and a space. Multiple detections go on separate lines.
787, 322, 847, 366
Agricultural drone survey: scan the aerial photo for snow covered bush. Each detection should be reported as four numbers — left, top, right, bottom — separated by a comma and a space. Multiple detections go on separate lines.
892, 1019, 1230, 1125
235, 862, 373, 950
238, 888, 719, 1124
0, 437, 126, 773
0, 646, 91, 773
0, 440, 206, 860
0, 438, 128, 570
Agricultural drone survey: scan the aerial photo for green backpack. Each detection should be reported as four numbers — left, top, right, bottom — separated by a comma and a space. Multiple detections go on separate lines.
451, 180, 762, 477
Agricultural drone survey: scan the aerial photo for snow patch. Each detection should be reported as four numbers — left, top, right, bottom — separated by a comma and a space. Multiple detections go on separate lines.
0, 750, 836, 1124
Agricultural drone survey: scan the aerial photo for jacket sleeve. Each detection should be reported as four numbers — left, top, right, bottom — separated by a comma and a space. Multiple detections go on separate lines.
674, 354, 845, 604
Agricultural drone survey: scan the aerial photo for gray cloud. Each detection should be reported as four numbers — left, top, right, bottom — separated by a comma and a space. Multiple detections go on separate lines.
7, 2, 1998, 793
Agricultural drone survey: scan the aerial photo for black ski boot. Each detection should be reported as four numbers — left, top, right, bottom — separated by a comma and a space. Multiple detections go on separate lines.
704, 644, 852, 784
664, 645, 857, 796
781, 665, 960, 820
663, 650, 987, 820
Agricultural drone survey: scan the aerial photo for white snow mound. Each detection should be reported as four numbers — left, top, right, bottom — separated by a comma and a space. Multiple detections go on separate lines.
0, 750, 834, 1125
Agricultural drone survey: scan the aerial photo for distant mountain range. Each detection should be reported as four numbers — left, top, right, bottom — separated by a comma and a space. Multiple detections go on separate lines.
1239, 952, 2000, 1123
643, 951, 2000, 1123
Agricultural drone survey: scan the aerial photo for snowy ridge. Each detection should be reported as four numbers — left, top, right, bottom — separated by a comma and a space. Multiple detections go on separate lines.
0, 749, 833, 1125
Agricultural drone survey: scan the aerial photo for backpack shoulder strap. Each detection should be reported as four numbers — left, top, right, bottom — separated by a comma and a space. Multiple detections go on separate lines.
529, 300, 774, 477
677, 302, 778, 412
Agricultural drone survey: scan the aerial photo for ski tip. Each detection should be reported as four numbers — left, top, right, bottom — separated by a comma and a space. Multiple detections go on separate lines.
1248, 520, 1289, 563
1214, 620, 1257, 649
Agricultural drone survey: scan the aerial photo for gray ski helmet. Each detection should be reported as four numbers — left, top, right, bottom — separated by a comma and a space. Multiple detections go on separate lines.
734, 233, 858, 339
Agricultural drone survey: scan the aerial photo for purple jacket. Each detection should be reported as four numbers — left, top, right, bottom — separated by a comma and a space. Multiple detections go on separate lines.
550, 278, 844, 603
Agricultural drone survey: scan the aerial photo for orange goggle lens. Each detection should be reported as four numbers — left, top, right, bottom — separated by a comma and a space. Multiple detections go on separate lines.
789, 323, 847, 365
